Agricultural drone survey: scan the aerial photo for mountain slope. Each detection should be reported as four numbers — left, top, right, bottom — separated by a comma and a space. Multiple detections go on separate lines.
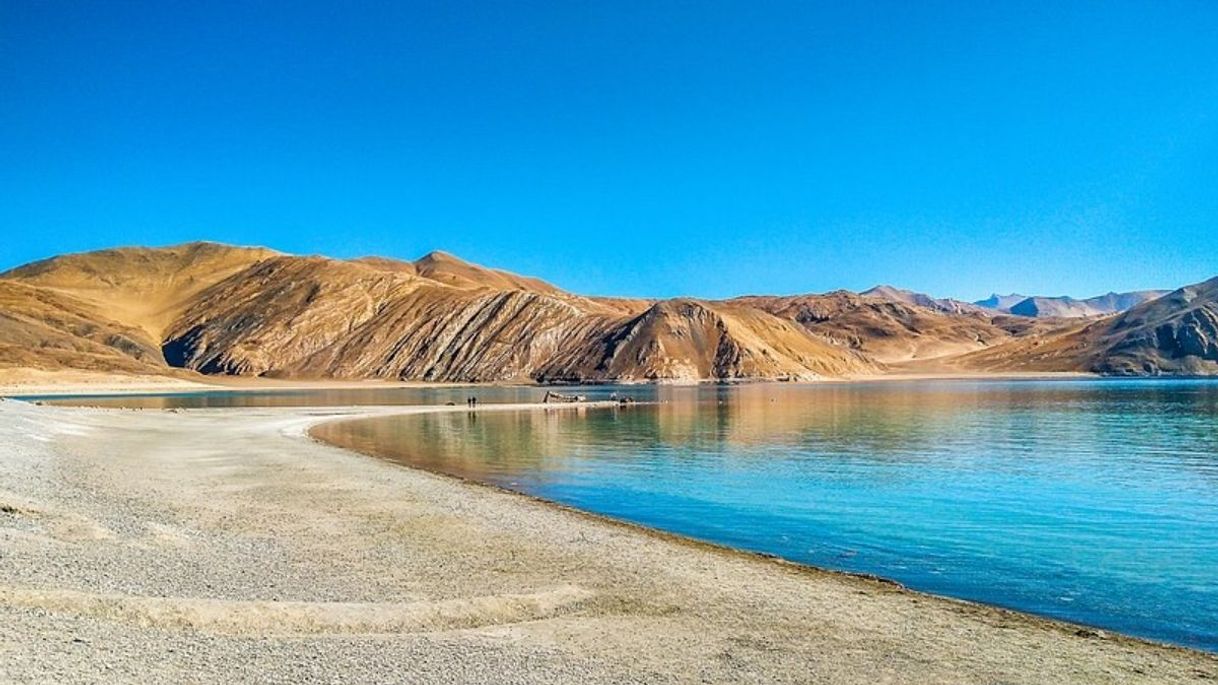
947, 278, 1217, 374
1008, 296, 1105, 318
1083, 290, 1170, 314
1097, 278, 1218, 374
735, 292, 1012, 363
161, 256, 421, 375
0, 280, 169, 374
159, 253, 873, 382
2, 242, 1212, 381
2, 242, 277, 340
580, 299, 877, 381
974, 293, 1028, 312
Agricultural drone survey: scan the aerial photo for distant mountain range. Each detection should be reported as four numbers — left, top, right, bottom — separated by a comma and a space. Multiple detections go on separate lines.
973, 293, 1030, 312
1, 242, 1214, 382
970, 290, 1169, 318
861, 285, 1169, 319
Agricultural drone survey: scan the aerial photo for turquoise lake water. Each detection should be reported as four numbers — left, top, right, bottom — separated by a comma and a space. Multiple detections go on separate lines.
310, 380, 1218, 651
34, 379, 1218, 650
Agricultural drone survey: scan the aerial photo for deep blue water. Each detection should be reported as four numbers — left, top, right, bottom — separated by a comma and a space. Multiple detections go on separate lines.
307, 380, 1218, 651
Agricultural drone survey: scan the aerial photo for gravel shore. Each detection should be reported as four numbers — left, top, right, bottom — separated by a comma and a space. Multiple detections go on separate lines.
1, 398, 1215, 684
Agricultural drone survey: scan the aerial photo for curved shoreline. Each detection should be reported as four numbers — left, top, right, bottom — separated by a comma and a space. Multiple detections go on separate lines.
2, 398, 1215, 683
303, 402, 1211, 657
0, 369, 1112, 400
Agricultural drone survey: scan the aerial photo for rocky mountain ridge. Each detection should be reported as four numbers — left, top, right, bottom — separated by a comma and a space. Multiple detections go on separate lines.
1, 242, 1214, 381
973, 289, 1169, 318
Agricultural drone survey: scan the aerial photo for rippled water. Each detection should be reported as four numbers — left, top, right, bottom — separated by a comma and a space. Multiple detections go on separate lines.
309, 380, 1218, 651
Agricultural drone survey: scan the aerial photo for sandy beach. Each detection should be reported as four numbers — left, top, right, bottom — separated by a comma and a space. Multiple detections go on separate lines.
1, 398, 1215, 684
0, 368, 493, 398
0, 366, 1106, 399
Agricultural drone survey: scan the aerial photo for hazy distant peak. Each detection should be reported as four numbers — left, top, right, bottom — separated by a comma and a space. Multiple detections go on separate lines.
860, 285, 984, 315
978, 290, 1170, 318
1082, 290, 1170, 314
973, 293, 1029, 312
1008, 296, 1096, 319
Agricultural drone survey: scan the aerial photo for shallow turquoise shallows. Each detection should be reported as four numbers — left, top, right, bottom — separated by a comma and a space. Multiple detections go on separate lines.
306, 380, 1218, 652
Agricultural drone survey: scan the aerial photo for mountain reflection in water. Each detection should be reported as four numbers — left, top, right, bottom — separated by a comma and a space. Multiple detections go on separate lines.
314, 380, 1218, 652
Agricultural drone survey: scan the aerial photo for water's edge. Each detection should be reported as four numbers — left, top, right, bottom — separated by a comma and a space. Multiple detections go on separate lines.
303, 403, 1214, 657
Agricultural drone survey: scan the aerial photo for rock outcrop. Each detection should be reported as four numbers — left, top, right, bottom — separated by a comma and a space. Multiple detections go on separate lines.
1096, 278, 1218, 375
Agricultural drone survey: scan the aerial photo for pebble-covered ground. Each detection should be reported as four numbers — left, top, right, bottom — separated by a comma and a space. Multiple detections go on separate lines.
1, 399, 1215, 684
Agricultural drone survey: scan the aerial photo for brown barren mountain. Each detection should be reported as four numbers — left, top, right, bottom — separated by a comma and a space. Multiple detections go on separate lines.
0, 280, 167, 375
160, 255, 873, 382
734, 292, 1016, 363
2, 242, 1215, 383
1096, 277, 1218, 374
0, 242, 276, 378
942, 277, 1218, 375
2, 242, 278, 341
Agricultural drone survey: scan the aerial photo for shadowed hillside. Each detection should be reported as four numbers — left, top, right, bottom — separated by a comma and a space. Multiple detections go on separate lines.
1, 242, 1213, 382
734, 292, 1022, 363
1097, 278, 1218, 374
940, 277, 1218, 375
159, 255, 874, 382
1, 243, 875, 382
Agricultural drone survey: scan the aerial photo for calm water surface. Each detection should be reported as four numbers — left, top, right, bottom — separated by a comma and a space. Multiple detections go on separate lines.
310, 380, 1218, 651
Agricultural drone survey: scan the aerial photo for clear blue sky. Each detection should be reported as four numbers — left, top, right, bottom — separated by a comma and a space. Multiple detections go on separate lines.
2, 1, 1216, 300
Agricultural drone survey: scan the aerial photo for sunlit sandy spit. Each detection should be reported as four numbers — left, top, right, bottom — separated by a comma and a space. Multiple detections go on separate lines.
0, 368, 488, 398
0, 366, 1103, 399
0, 398, 1214, 683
